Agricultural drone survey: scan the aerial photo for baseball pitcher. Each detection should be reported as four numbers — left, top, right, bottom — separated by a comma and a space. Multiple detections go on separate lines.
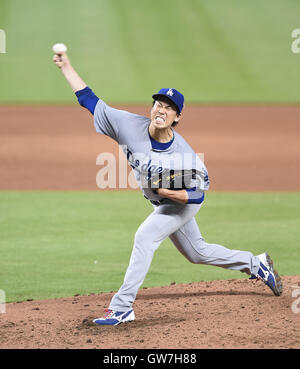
53, 49, 282, 326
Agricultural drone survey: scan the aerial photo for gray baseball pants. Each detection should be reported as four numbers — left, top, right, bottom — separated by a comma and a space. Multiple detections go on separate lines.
109, 200, 260, 311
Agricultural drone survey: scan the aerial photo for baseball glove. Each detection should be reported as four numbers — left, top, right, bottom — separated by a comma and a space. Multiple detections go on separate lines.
147, 169, 201, 191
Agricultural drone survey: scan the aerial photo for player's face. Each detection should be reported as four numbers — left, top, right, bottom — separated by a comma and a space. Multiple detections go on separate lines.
150, 100, 180, 129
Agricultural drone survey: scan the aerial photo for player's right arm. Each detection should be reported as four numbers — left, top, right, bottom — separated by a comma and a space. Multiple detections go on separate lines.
53, 52, 87, 92
53, 52, 99, 115
52, 52, 139, 142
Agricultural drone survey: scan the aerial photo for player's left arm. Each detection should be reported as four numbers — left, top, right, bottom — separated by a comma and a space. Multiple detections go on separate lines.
157, 188, 188, 204
153, 169, 206, 205
156, 188, 205, 205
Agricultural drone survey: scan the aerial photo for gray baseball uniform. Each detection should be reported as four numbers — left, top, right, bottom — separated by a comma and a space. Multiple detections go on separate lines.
91, 98, 261, 311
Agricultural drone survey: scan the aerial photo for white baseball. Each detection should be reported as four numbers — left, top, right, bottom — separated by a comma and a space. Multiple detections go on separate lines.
52, 43, 67, 53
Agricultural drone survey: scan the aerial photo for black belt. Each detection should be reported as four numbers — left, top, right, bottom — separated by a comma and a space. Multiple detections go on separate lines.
150, 199, 165, 206
144, 195, 165, 206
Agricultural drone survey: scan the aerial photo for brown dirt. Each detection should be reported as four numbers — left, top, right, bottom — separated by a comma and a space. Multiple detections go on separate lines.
0, 104, 299, 349
0, 276, 299, 349
1, 104, 300, 190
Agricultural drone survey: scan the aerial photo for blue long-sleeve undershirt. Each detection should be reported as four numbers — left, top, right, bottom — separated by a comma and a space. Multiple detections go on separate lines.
75, 86, 205, 205
75, 86, 99, 115
186, 187, 205, 204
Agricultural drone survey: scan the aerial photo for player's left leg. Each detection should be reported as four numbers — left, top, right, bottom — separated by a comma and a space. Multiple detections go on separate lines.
108, 201, 201, 312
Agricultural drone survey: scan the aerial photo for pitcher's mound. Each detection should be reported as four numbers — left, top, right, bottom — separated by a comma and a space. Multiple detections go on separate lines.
1, 276, 299, 349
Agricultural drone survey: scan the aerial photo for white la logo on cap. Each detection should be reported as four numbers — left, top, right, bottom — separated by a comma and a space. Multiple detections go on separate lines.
166, 89, 173, 96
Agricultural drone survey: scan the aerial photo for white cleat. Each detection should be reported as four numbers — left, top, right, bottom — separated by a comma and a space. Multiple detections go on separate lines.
251, 253, 283, 296
93, 309, 135, 326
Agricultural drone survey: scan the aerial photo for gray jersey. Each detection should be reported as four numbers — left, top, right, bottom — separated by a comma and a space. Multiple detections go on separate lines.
94, 99, 210, 201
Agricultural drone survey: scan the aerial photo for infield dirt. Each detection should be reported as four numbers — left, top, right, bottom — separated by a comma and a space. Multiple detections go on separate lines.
0, 105, 299, 349
0, 277, 299, 349
1, 104, 300, 191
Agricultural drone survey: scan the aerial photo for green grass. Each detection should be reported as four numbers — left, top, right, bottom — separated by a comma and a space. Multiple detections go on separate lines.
0, 191, 299, 303
0, 0, 300, 103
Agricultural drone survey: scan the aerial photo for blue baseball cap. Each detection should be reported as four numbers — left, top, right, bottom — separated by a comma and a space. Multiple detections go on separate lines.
152, 88, 184, 113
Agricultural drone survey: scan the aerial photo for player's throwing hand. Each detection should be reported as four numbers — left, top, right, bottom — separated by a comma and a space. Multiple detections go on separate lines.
53, 52, 70, 69
52, 43, 86, 92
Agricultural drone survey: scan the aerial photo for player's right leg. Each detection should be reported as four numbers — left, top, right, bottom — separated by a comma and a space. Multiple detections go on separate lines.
169, 217, 282, 295
169, 216, 259, 274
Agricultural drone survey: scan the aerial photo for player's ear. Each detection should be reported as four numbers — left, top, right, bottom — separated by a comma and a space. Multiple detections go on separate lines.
175, 109, 183, 122
176, 104, 184, 120
173, 115, 181, 125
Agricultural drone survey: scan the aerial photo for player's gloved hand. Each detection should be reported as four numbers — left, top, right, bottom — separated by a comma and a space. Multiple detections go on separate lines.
148, 169, 201, 191
143, 187, 164, 202
53, 52, 70, 69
